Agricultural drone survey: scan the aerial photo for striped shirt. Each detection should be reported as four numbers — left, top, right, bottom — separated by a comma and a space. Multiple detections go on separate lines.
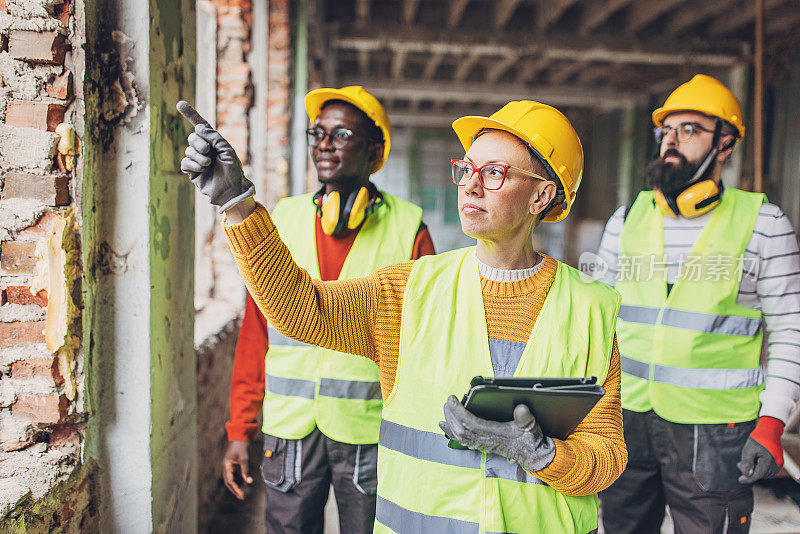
595, 198, 800, 423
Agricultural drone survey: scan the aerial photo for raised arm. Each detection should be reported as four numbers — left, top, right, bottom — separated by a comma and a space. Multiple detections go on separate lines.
176, 101, 406, 368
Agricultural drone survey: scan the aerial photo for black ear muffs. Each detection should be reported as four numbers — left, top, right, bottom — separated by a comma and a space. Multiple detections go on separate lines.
313, 183, 384, 236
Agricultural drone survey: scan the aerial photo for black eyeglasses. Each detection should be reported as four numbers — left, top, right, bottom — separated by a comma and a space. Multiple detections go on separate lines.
450, 159, 547, 191
306, 127, 375, 149
654, 122, 715, 144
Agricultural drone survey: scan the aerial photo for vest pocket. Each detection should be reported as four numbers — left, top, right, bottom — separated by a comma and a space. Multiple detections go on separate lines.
353, 443, 378, 495
261, 434, 301, 492
692, 421, 756, 492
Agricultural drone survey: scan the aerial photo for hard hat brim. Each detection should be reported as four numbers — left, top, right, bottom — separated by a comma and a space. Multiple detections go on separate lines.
304, 87, 390, 172
451, 115, 535, 153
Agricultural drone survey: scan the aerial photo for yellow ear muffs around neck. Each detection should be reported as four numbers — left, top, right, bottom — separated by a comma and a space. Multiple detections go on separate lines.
320, 190, 343, 235
654, 179, 723, 219
313, 183, 384, 236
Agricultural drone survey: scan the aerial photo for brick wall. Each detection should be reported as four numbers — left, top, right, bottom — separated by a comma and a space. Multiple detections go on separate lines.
196, 317, 241, 531
265, 0, 291, 208
216, 0, 252, 165
0, 0, 89, 526
193, 1, 294, 525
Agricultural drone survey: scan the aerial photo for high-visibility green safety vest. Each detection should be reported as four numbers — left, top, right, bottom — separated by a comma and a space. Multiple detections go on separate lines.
376, 247, 620, 534
264, 191, 422, 444
617, 188, 766, 424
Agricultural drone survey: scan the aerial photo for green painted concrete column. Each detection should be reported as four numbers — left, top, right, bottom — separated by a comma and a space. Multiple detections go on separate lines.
83, 0, 197, 531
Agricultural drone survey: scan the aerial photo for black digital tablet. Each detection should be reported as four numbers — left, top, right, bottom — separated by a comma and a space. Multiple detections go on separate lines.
447, 376, 604, 449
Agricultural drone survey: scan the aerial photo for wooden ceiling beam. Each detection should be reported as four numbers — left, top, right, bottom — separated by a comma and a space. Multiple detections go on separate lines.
333, 26, 746, 66
391, 50, 407, 79
764, 7, 800, 35
447, 0, 471, 28
485, 54, 519, 83
708, 0, 788, 36
356, 0, 370, 25
340, 77, 648, 109
404, 0, 421, 24
422, 52, 445, 80
517, 57, 550, 84
549, 61, 586, 85
580, 0, 636, 35
358, 49, 370, 76
537, 0, 579, 30
666, 0, 731, 35
627, 0, 687, 33
454, 53, 482, 82
495, 0, 523, 29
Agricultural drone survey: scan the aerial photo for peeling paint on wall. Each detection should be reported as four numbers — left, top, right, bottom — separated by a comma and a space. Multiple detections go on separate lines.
28, 211, 80, 401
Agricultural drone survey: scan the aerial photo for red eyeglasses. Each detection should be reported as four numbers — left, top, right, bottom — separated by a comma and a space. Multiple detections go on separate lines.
450, 159, 547, 190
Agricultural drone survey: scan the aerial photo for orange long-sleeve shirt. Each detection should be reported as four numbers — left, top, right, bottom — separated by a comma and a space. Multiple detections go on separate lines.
224, 203, 627, 496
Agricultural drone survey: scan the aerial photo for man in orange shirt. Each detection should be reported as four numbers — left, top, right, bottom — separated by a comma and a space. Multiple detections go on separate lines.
218, 87, 434, 533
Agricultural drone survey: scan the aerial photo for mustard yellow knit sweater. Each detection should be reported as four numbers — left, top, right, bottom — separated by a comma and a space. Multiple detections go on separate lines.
225, 203, 627, 496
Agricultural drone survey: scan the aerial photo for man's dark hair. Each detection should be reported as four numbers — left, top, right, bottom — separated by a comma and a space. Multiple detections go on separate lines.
320, 99, 384, 145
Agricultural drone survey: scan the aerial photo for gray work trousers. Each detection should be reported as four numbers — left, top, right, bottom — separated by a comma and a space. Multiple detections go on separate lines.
601, 409, 755, 534
261, 427, 378, 534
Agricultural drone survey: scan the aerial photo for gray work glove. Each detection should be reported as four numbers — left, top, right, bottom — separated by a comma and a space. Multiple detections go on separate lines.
737, 437, 781, 484
176, 101, 255, 213
439, 395, 556, 472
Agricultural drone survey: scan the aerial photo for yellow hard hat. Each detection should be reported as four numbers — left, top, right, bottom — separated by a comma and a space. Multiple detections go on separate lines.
452, 101, 583, 222
652, 74, 745, 138
305, 85, 391, 173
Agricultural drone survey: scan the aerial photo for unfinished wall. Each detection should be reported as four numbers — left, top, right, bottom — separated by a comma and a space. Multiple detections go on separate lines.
264, 0, 290, 207
193, 0, 295, 526
0, 0, 94, 530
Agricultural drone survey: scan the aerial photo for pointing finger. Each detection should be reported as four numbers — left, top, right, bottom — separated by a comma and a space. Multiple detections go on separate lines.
176, 100, 212, 128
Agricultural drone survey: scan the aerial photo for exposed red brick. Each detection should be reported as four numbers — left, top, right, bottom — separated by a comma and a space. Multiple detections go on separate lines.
5, 101, 66, 131
11, 359, 55, 382
8, 31, 67, 64
54, 0, 70, 26
49, 423, 82, 450
5, 286, 47, 307
2, 173, 70, 205
15, 212, 59, 241
46, 70, 72, 100
12, 394, 67, 423
0, 321, 45, 348
0, 0, 6, 13
1, 241, 37, 274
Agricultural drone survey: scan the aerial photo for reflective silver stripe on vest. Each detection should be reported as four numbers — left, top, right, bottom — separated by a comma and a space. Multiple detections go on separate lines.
618, 305, 761, 337
319, 378, 382, 400
618, 304, 661, 325
379, 419, 545, 485
620, 355, 650, 380
379, 419, 481, 469
620, 356, 763, 390
485, 455, 548, 485
376, 496, 587, 534
376, 495, 479, 534
267, 327, 312, 348
266, 374, 316, 399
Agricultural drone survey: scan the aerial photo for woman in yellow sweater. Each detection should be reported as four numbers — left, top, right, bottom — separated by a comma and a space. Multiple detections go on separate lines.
178, 100, 626, 533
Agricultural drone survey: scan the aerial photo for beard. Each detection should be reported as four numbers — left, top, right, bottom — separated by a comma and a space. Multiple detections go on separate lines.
645, 149, 701, 193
